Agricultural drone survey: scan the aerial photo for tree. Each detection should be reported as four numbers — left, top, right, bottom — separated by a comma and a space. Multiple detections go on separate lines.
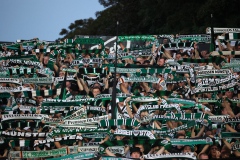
59, 0, 240, 39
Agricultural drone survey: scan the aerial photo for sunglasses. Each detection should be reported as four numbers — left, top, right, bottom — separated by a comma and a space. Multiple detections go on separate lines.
211, 147, 218, 150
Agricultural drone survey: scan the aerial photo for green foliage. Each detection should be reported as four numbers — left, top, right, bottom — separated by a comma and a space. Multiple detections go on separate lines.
59, 0, 239, 40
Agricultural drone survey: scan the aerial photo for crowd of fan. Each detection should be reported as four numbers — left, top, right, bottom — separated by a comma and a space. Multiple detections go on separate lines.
0, 35, 240, 160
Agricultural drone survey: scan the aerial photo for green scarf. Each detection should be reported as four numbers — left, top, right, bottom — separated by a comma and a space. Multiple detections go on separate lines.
47, 152, 96, 160
9, 148, 67, 158
221, 132, 240, 138
167, 98, 196, 105
118, 35, 155, 42
23, 147, 67, 158
9, 67, 35, 75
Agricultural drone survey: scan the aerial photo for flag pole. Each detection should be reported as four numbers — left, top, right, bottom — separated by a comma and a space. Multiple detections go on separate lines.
210, 14, 215, 52
111, 21, 119, 119
59, 71, 67, 100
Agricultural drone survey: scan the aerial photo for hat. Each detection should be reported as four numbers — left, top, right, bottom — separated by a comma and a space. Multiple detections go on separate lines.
130, 147, 142, 155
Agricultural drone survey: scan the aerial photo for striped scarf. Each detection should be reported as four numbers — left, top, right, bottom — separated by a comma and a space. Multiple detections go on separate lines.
9, 67, 35, 75
23, 88, 61, 98
98, 119, 139, 127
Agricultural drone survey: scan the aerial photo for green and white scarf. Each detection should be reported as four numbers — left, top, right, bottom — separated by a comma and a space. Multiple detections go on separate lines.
23, 147, 67, 158
87, 106, 106, 113
42, 116, 63, 124
221, 132, 240, 138
1, 114, 44, 121
206, 27, 240, 34
7, 59, 42, 68
224, 117, 240, 124
170, 137, 212, 146
78, 146, 100, 152
162, 42, 193, 50
22, 77, 54, 84
9, 148, 67, 158
62, 68, 78, 73
197, 98, 218, 103
136, 104, 180, 116
42, 98, 95, 107
131, 97, 159, 102
195, 74, 238, 87
71, 58, 102, 66
98, 119, 139, 127
114, 129, 156, 139
47, 152, 96, 160
211, 51, 240, 56
49, 128, 108, 137
33, 135, 83, 147
63, 108, 87, 120
154, 121, 196, 136
143, 152, 196, 160
177, 34, 210, 42
0, 78, 21, 85
167, 98, 196, 105
82, 133, 107, 139
152, 113, 207, 122
208, 115, 229, 123
0, 86, 25, 92
122, 76, 160, 83
118, 35, 155, 42
232, 142, 240, 151
1, 131, 49, 138
101, 157, 134, 160
9, 67, 35, 75
56, 125, 98, 130
64, 115, 108, 125
196, 69, 231, 78
193, 81, 237, 94
23, 88, 61, 97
